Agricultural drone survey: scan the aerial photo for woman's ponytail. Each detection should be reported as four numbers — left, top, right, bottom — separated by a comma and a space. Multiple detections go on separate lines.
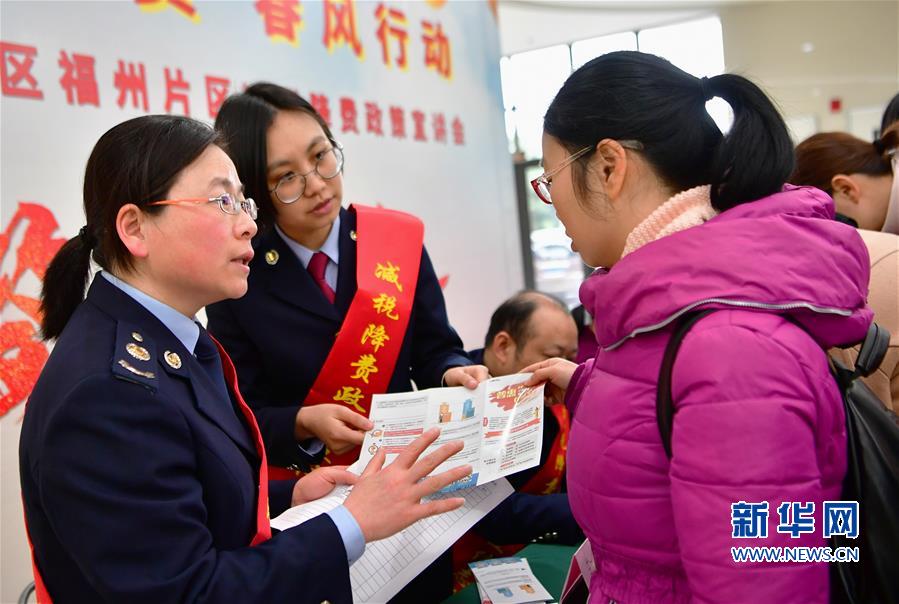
545, 52, 794, 211
704, 74, 795, 211
40, 227, 94, 340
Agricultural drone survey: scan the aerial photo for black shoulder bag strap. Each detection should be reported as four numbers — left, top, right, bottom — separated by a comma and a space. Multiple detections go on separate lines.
656, 309, 719, 459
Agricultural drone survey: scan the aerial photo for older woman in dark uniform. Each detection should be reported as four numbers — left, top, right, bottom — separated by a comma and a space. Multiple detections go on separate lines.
19, 115, 469, 604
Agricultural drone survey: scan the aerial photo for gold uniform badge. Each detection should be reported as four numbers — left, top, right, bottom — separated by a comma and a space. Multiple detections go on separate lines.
164, 351, 182, 369
126, 342, 150, 361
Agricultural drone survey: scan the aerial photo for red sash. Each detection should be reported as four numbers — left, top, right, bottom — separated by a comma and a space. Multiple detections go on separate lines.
451, 403, 570, 591
270, 204, 424, 478
520, 403, 569, 495
24, 339, 272, 602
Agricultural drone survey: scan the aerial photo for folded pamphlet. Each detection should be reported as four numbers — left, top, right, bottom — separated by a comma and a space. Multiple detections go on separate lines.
358, 373, 546, 492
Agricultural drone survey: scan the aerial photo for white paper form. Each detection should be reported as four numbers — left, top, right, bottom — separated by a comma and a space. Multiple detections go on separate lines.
269, 484, 352, 530
469, 557, 553, 604
270, 478, 515, 604
358, 373, 545, 492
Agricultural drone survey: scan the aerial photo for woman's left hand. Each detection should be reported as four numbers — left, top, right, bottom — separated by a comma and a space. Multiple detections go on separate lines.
295, 403, 373, 454
291, 466, 359, 507
443, 365, 490, 389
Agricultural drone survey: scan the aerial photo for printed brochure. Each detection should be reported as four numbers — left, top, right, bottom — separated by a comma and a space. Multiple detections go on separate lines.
357, 373, 546, 491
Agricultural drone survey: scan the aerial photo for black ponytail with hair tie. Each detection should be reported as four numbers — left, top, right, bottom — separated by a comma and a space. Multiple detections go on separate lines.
544, 51, 794, 213
699, 76, 715, 102
78, 225, 97, 250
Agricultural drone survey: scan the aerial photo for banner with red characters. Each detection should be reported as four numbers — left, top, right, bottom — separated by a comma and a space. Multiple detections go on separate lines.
0, 1, 521, 599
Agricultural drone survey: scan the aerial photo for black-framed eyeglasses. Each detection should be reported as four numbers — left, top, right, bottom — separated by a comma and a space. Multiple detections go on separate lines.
148, 194, 258, 220
530, 139, 644, 205
270, 142, 345, 204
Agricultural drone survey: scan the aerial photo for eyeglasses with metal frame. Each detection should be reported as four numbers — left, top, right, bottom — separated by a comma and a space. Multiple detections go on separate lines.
148, 194, 258, 220
530, 140, 644, 205
269, 142, 345, 204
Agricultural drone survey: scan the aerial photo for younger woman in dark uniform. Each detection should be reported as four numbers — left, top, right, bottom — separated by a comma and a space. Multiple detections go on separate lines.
208, 82, 489, 602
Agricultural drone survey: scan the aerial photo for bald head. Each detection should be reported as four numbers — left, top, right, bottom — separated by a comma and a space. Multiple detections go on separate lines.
483, 291, 578, 377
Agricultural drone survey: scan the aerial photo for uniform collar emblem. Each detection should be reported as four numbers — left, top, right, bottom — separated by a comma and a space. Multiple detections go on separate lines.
164, 350, 182, 369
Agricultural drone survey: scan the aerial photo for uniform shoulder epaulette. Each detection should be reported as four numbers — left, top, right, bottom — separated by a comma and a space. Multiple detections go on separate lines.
111, 322, 158, 392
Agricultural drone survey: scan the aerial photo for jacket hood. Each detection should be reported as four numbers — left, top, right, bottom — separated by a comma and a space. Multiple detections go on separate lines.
580, 185, 872, 350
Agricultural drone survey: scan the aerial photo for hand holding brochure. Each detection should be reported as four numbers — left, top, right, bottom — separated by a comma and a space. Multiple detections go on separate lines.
358, 373, 546, 491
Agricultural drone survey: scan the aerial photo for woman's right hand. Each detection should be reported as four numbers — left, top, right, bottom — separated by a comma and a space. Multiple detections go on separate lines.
294, 404, 373, 454
343, 427, 470, 542
521, 357, 579, 405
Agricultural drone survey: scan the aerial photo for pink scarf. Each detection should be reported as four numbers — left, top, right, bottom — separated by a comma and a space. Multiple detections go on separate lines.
621, 185, 717, 258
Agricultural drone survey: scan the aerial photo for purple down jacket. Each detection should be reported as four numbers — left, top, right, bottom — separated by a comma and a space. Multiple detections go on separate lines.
565, 186, 872, 604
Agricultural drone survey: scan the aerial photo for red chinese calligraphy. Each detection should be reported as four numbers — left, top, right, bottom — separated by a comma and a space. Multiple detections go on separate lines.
389, 105, 405, 139
135, 0, 200, 22
310, 93, 332, 126
0, 203, 67, 417
0, 322, 47, 417
114, 60, 149, 111
375, 4, 408, 69
488, 381, 536, 412
164, 67, 190, 116
452, 116, 465, 145
58, 51, 99, 107
422, 20, 452, 79
365, 102, 383, 136
432, 113, 447, 143
254, 0, 303, 45
340, 97, 358, 134
205, 76, 230, 119
411, 110, 427, 142
1, 42, 43, 99
323, 0, 364, 59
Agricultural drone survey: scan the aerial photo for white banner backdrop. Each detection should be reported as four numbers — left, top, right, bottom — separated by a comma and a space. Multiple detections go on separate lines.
0, 1, 520, 598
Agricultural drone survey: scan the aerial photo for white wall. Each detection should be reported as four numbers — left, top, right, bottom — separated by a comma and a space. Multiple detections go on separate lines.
498, 0, 712, 55
719, 0, 898, 139
498, 0, 899, 140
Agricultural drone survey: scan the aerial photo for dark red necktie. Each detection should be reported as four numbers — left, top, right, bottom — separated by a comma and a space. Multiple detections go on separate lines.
308, 251, 336, 304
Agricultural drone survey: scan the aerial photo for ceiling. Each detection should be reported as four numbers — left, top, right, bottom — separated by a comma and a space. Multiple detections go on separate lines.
496, 0, 751, 55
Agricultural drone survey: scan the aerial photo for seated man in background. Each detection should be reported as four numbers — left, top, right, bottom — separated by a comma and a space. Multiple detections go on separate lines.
454, 291, 583, 589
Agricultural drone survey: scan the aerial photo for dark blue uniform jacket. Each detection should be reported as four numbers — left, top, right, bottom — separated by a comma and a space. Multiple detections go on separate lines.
19, 276, 352, 603
206, 207, 471, 467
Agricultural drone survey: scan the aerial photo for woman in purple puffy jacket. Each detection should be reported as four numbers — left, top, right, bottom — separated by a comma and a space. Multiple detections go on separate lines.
524, 51, 871, 604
